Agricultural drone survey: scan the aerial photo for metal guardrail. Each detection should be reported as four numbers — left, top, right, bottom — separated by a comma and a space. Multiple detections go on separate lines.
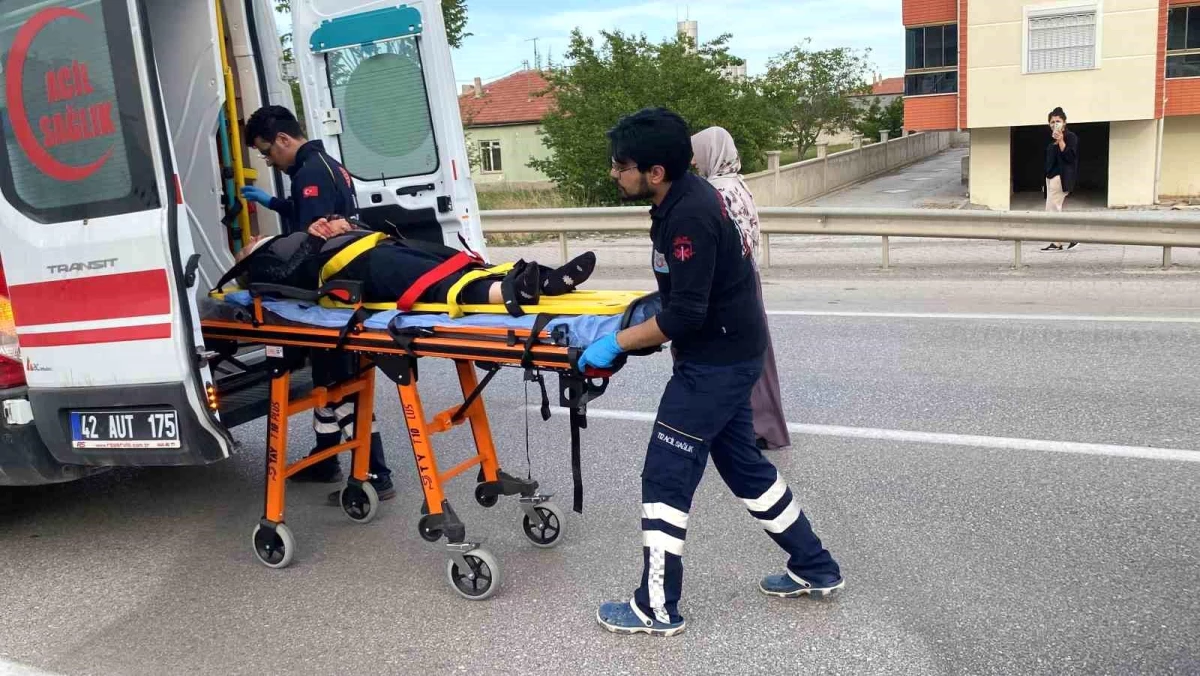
480, 206, 1200, 269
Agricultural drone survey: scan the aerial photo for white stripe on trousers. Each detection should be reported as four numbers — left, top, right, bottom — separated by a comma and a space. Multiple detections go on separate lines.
642, 502, 690, 530
742, 473, 787, 513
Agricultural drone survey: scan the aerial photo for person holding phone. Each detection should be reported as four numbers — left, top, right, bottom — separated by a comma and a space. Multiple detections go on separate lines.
1042, 107, 1080, 252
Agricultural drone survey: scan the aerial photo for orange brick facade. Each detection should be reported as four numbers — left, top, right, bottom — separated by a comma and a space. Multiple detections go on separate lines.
1165, 78, 1200, 115
959, 0, 968, 128
1157, 0, 1169, 118
1164, 0, 1200, 116
905, 95, 959, 130
903, 0, 957, 25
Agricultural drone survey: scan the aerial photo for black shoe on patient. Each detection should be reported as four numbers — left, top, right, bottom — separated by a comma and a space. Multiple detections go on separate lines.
541, 252, 596, 296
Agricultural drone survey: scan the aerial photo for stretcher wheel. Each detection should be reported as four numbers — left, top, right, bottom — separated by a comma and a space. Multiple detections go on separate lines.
474, 484, 498, 508
252, 523, 296, 569
340, 482, 379, 524
418, 515, 443, 543
521, 502, 566, 548
446, 548, 500, 601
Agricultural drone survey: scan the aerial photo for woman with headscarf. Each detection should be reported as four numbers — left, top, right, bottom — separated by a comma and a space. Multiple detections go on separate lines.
691, 126, 791, 451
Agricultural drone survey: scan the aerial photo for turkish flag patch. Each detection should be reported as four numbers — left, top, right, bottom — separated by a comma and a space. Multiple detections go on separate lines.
672, 235, 694, 262
303, 185, 320, 198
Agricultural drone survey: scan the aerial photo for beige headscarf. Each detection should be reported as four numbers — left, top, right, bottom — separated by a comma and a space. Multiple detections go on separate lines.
691, 126, 759, 262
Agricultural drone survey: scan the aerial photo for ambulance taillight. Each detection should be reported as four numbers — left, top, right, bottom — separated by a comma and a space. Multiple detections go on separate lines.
0, 258, 26, 389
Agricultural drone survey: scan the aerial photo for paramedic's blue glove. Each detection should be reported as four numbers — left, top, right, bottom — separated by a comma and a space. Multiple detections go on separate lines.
578, 332, 624, 372
241, 186, 272, 207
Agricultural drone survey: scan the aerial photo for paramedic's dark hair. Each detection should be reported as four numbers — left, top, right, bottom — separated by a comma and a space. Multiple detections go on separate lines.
1048, 107, 1067, 122
245, 105, 305, 145
607, 107, 693, 181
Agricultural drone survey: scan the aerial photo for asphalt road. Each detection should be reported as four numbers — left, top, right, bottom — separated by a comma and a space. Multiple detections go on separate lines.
2, 276, 1198, 676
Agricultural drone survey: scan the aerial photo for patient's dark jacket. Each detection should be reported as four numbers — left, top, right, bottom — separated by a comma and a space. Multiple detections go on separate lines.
242, 230, 470, 303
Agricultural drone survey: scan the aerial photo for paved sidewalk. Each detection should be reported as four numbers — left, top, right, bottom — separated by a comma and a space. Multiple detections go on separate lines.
802, 147, 969, 209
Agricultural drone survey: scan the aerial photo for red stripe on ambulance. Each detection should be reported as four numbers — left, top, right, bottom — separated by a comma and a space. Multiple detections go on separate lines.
18, 323, 172, 348
9, 269, 171, 327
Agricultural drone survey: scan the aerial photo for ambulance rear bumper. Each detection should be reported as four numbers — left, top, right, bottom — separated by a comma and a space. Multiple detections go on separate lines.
0, 386, 107, 486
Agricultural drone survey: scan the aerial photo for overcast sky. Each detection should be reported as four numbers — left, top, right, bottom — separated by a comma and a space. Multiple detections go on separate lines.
448, 0, 905, 86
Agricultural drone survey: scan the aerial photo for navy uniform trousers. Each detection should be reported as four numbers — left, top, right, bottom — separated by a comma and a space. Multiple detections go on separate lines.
307, 350, 391, 482
635, 355, 840, 624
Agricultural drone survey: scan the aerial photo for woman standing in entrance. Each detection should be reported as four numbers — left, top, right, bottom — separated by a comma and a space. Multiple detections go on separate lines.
691, 127, 791, 451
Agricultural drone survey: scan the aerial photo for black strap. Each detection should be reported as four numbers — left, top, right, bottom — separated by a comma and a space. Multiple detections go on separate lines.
450, 364, 500, 424
335, 307, 371, 351
520, 313, 558, 369
524, 370, 552, 422
499, 261, 532, 318
570, 406, 585, 514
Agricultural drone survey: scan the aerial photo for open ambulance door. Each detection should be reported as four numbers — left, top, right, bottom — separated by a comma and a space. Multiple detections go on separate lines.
0, 0, 234, 467
289, 0, 489, 257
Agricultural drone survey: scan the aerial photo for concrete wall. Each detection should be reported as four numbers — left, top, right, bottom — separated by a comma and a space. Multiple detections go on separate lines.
466, 123, 553, 184
968, 127, 1012, 211
967, 0, 1160, 128
1108, 119, 1159, 207
1160, 115, 1200, 199
744, 131, 956, 206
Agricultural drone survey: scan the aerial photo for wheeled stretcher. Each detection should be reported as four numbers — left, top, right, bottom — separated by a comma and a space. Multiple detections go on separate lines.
201, 279, 659, 600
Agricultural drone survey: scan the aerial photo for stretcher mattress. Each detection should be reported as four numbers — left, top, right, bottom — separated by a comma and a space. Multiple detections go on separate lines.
212, 290, 661, 349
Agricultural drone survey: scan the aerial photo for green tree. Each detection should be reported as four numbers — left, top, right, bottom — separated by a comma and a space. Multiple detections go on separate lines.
762, 40, 872, 159
530, 29, 779, 206
854, 96, 905, 143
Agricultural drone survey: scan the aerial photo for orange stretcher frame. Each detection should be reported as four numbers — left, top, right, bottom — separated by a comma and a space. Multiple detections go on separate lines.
201, 295, 618, 600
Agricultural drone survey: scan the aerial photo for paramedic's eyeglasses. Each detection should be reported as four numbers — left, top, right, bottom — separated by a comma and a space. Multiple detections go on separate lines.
257, 142, 275, 159
611, 163, 638, 174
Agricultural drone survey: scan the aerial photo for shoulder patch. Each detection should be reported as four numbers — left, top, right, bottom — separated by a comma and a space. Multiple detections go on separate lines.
672, 235, 694, 262
303, 185, 320, 198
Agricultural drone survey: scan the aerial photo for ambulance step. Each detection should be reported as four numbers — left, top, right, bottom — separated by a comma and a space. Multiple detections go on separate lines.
217, 367, 314, 429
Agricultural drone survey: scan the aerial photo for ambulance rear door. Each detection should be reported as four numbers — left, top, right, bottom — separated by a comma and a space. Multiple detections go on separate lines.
289, 0, 488, 257
0, 0, 234, 466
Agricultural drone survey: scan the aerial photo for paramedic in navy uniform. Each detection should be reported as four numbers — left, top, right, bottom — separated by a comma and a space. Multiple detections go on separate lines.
241, 105, 395, 503
579, 108, 844, 636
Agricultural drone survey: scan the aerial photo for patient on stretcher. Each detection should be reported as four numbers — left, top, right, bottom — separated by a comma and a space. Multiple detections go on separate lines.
232, 217, 596, 314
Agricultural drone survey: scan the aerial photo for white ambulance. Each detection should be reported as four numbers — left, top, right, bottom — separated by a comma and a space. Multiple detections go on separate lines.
0, 0, 487, 485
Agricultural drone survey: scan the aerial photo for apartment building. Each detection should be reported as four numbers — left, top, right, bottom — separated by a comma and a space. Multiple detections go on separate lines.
903, 0, 1200, 210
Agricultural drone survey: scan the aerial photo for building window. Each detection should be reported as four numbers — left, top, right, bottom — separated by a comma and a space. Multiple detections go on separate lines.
904, 23, 958, 96
480, 140, 502, 173
906, 24, 957, 70
1026, 7, 1098, 74
1167, 5, 1200, 79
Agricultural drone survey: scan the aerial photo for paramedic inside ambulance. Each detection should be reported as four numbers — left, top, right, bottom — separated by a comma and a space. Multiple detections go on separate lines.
239, 105, 391, 504
240, 105, 358, 236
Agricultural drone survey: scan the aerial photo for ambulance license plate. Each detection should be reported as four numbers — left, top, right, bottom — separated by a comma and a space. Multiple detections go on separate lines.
70, 409, 181, 449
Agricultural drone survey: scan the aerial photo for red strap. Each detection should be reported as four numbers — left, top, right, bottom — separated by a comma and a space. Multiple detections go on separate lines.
396, 251, 482, 311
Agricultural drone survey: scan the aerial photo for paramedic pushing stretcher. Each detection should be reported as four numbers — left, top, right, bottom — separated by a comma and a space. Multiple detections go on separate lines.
578, 108, 844, 636
239, 105, 390, 502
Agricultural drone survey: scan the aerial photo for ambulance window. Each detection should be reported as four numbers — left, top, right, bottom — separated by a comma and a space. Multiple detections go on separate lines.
0, 0, 160, 224
326, 37, 439, 181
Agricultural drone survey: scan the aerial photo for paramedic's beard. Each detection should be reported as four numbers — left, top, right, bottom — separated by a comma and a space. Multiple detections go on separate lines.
616, 175, 653, 202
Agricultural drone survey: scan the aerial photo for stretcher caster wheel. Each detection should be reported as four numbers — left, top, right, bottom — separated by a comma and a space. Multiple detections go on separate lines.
446, 548, 500, 601
521, 502, 565, 548
340, 482, 379, 524
252, 523, 296, 569
474, 483, 498, 508
418, 515, 443, 543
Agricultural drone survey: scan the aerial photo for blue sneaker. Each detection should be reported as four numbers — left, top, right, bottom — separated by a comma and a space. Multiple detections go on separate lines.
596, 599, 686, 637
759, 571, 845, 599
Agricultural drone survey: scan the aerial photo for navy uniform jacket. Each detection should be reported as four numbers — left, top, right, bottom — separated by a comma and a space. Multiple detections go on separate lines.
270, 140, 359, 234
650, 173, 767, 365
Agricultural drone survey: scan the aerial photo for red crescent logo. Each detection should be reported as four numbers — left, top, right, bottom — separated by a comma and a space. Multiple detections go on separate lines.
4, 7, 114, 182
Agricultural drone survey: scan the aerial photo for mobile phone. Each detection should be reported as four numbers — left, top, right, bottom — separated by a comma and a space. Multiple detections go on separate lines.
1053, 121, 1063, 133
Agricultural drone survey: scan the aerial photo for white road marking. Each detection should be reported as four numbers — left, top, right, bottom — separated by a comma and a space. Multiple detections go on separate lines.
764, 310, 1200, 324
0, 659, 60, 676
531, 406, 1200, 464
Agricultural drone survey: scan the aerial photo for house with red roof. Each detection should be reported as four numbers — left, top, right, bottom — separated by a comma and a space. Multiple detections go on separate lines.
458, 70, 556, 187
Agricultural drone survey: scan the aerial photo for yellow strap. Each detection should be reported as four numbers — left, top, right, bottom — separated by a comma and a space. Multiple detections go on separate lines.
319, 232, 388, 286
444, 263, 513, 318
